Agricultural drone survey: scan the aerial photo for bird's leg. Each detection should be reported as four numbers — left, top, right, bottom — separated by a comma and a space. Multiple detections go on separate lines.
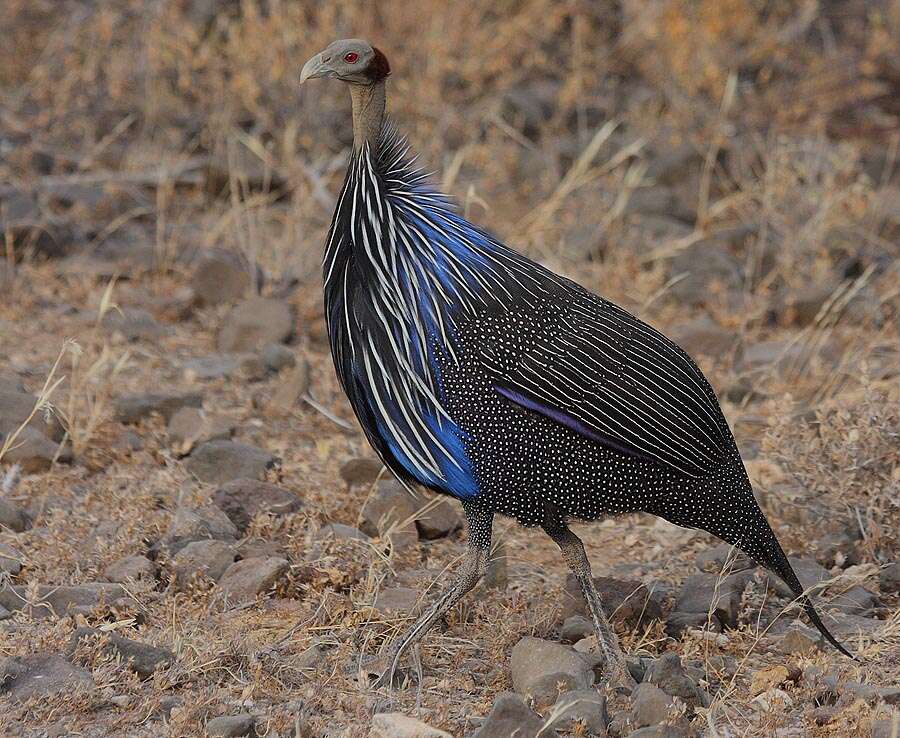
543, 522, 635, 691
364, 501, 493, 689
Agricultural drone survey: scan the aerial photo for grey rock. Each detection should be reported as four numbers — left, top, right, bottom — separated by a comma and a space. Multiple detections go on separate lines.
103, 555, 156, 583
472, 692, 545, 738
560, 615, 594, 644
171, 540, 236, 586
261, 343, 296, 372
266, 359, 310, 414
360, 479, 419, 551
69, 627, 174, 678
767, 557, 831, 598
814, 530, 861, 569
218, 556, 288, 604
693, 543, 755, 575
625, 725, 691, 738
0, 497, 30, 532
182, 354, 242, 381
314, 522, 370, 542
373, 587, 419, 613
102, 307, 169, 341
339, 456, 384, 487
217, 297, 293, 353
872, 718, 900, 738
643, 653, 707, 705
0, 654, 94, 700
206, 714, 256, 738
163, 504, 238, 553
828, 585, 879, 615
562, 575, 664, 630
546, 688, 607, 734
482, 541, 509, 591
212, 478, 302, 533
0, 605, 11, 620
0, 582, 128, 619
668, 233, 746, 305
0, 387, 62, 440
167, 407, 235, 455
0, 543, 23, 575
670, 315, 740, 359
631, 683, 675, 728
191, 250, 252, 307
115, 391, 202, 423
672, 571, 751, 629
370, 712, 453, 738
881, 561, 900, 594
185, 440, 278, 484
0, 426, 71, 473
510, 636, 594, 706
778, 623, 823, 655
414, 495, 463, 540
825, 613, 886, 638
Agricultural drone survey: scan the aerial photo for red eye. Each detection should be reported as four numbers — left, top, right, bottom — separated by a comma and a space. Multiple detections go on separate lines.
343, 52, 359, 63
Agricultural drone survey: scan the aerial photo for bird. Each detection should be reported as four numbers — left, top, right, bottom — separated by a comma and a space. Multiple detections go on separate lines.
299, 38, 853, 688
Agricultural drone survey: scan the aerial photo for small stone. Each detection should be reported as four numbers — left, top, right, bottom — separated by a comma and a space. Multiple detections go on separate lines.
0, 426, 71, 473
872, 718, 900, 738
749, 664, 801, 697
561, 615, 594, 644
239, 354, 267, 381
339, 457, 384, 487
472, 692, 544, 738
115, 391, 202, 424
0, 543, 23, 575
103, 555, 156, 584
0, 604, 10, 620
102, 308, 169, 341
373, 587, 419, 613
212, 478, 302, 533
778, 624, 823, 655
170, 540, 236, 586
167, 407, 235, 455
694, 543, 755, 574
218, 557, 288, 605
217, 297, 293, 352
69, 628, 174, 678
163, 504, 238, 555
672, 571, 751, 629
414, 495, 463, 539
370, 712, 453, 738
0, 388, 63, 440
671, 316, 740, 359
881, 562, 900, 595
644, 653, 707, 705
266, 359, 310, 414
0, 654, 94, 700
510, 636, 594, 707
185, 440, 278, 484
561, 575, 664, 630
315, 522, 370, 542
182, 354, 242, 382
828, 585, 879, 615
191, 250, 252, 306
360, 479, 419, 552
625, 725, 691, 738
767, 558, 831, 598
547, 688, 608, 734
632, 682, 677, 728
0, 497, 30, 532
261, 343, 296, 372
206, 714, 256, 738
0, 582, 129, 619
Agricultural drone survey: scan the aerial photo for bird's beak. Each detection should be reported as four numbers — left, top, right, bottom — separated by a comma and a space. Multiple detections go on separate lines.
300, 53, 330, 85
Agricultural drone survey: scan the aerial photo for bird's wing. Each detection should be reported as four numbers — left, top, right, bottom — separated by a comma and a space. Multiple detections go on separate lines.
490, 285, 733, 479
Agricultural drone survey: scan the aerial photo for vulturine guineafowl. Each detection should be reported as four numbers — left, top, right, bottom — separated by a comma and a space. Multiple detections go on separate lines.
300, 39, 853, 688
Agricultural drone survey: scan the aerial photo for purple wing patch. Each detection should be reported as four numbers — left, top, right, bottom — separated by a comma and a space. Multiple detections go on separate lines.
494, 384, 656, 464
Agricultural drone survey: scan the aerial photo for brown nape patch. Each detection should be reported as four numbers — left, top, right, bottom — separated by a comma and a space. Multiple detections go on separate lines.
368, 46, 391, 82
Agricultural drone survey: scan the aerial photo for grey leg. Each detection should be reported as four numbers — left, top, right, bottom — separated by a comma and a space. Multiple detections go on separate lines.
543, 522, 635, 689
365, 501, 493, 688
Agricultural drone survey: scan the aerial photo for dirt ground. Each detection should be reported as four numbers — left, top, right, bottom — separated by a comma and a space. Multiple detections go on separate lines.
0, 2, 898, 737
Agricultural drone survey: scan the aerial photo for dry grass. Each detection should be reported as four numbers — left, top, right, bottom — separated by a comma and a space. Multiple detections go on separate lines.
1, 1, 898, 736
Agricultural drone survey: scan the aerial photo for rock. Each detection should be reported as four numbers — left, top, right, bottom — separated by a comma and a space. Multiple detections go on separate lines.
218, 557, 288, 604
829, 585, 879, 615
665, 611, 721, 639
414, 496, 463, 539
826, 613, 885, 638
0, 604, 10, 620
670, 316, 740, 359
182, 354, 243, 382
767, 558, 831, 598
370, 713, 453, 738
482, 541, 509, 591
510, 636, 594, 706
314, 522, 370, 542
339, 457, 384, 487
561, 575, 664, 630
206, 714, 256, 738
191, 250, 252, 306
671, 571, 751, 629
0, 387, 62, 440
625, 725, 691, 738
163, 504, 238, 553
261, 343, 295, 372
212, 478, 302, 532
167, 407, 235, 455
69, 628, 174, 678
0, 543, 23, 575
632, 682, 676, 728
881, 562, 900, 594
814, 530, 862, 569
1, 426, 71, 473
217, 297, 293, 353
560, 615, 594, 644
0, 582, 128, 619
872, 718, 900, 738
749, 664, 801, 697
546, 688, 608, 734
0, 654, 94, 700
693, 543, 755, 575
778, 624, 823, 655
115, 391, 202, 424
103, 555, 156, 583
360, 479, 419, 552
773, 283, 836, 327
472, 692, 545, 738
668, 234, 746, 305
266, 359, 310, 414
644, 653, 707, 705
185, 440, 278, 484
102, 308, 169, 341
0, 497, 30, 532
171, 540, 236, 586
373, 587, 419, 613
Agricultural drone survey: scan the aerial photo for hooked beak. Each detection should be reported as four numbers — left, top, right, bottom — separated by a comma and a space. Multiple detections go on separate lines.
299, 53, 331, 84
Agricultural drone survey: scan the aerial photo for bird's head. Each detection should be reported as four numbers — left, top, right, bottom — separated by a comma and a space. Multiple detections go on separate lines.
299, 39, 390, 87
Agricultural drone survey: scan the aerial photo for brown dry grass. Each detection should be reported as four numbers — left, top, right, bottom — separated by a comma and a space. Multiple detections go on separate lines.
0, 1, 898, 737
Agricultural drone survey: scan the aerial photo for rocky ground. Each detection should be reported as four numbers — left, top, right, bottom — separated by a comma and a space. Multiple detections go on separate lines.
1, 1, 898, 737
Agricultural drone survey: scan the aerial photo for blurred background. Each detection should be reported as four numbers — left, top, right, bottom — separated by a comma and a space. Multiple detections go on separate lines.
0, 1, 897, 736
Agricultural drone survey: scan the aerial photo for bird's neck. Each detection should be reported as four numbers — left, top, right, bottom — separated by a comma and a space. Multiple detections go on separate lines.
349, 81, 386, 149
